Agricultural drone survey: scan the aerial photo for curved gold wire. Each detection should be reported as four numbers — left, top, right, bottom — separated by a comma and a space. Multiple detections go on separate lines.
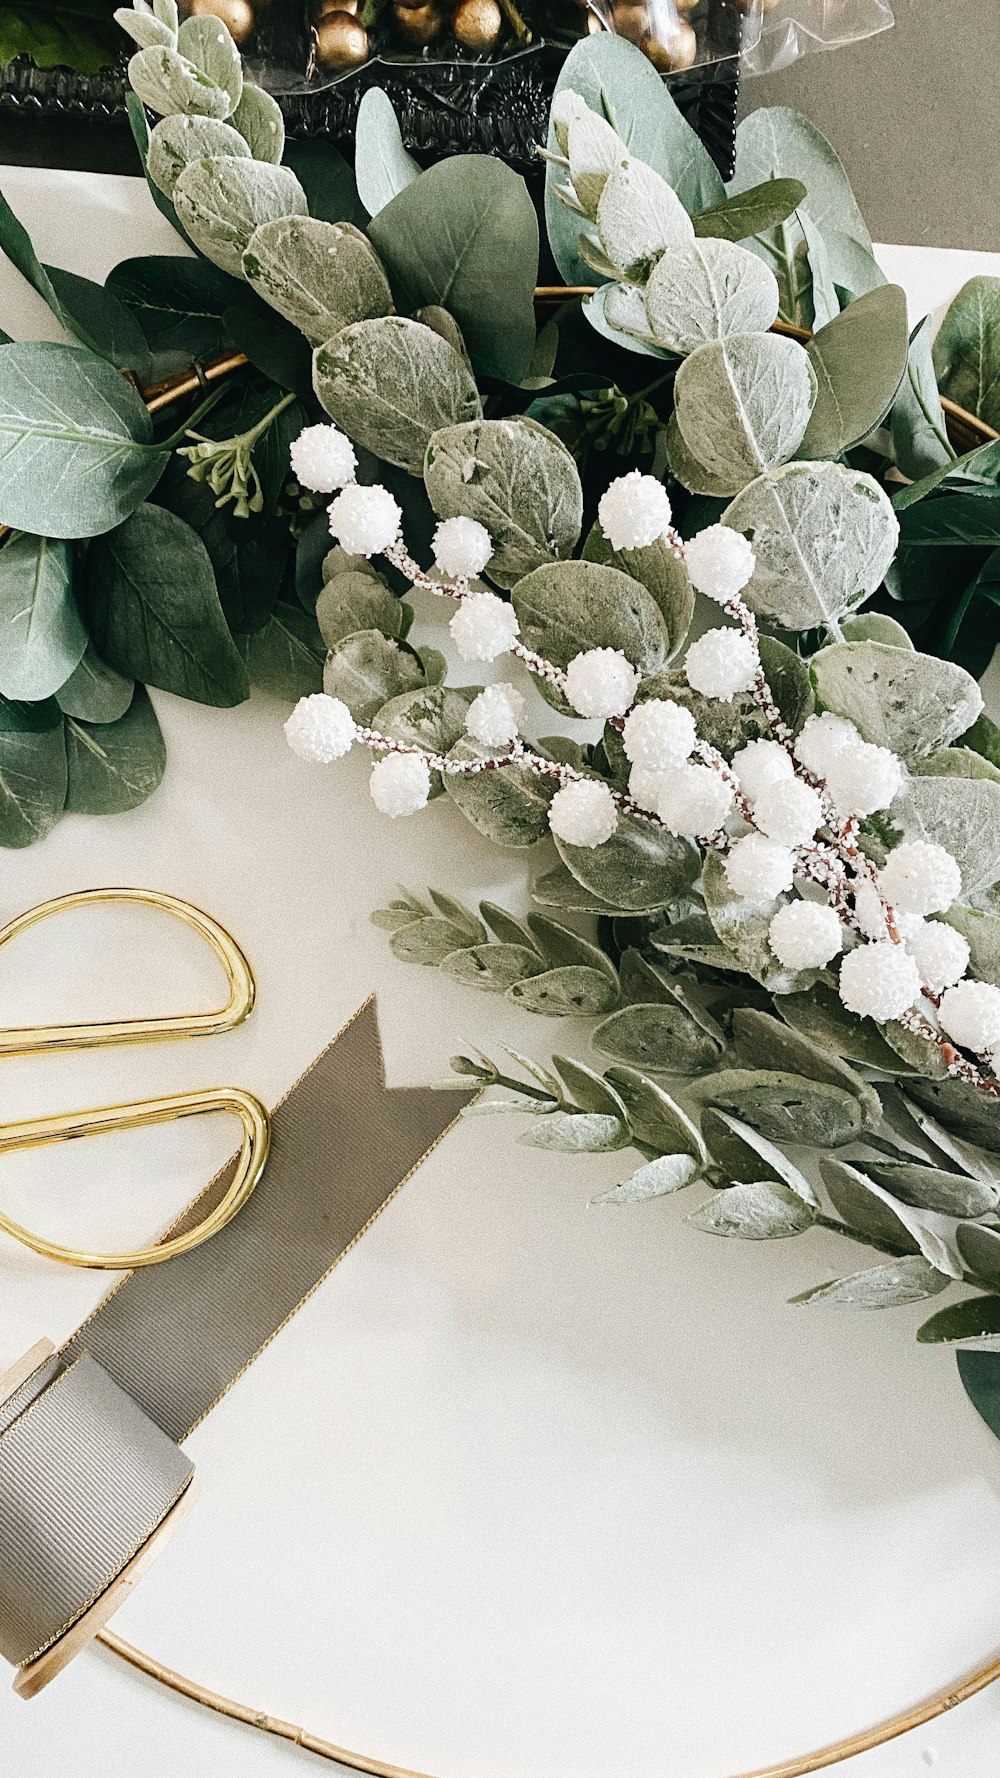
96, 1626, 1000, 1777
0, 1087, 269, 1270
0, 887, 255, 1058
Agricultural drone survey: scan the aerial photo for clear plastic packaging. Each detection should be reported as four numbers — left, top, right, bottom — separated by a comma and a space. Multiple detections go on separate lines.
742, 0, 894, 75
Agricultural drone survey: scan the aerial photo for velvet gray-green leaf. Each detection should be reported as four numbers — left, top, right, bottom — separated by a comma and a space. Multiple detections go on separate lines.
891, 775, 1000, 897
664, 412, 737, 498
840, 613, 914, 649
479, 901, 539, 951
147, 114, 249, 199
604, 1064, 706, 1160
176, 12, 243, 110
0, 534, 85, 701
557, 812, 699, 915
445, 736, 555, 847
442, 943, 545, 994
645, 240, 779, 356
701, 850, 818, 993
368, 155, 538, 383
673, 333, 816, 494
245, 218, 393, 349
688, 1179, 815, 1240
798, 284, 909, 461
531, 861, 628, 915
701, 1109, 818, 1205
507, 965, 619, 1017
230, 83, 284, 162
173, 156, 307, 278
956, 1223, 1000, 1290
323, 629, 425, 724
315, 318, 480, 473
651, 916, 746, 972
389, 916, 475, 966
594, 1153, 700, 1203
695, 1070, 865, 1148
864, 1161, 996, 1220
424, 417, 582, 589
238, 603, 324, 700
0, 341, 164, 539
0, 695, 67, 848
355, 88, 420, 218
722, 461, 899, 635
918, 1297, 1000, 1345
812, 640, 982, 759
582, 524, 694, 658
525, 914, 618, 982
932, 276, 1000, 430
512, 560, 671, 696
127, 44, 232, 120
732, 1007, 880, 1125
56, 643, 133, 725
82, 504, 248, 707
552, 1055, 629, 1121
792, 1257, 949, 1309
821, 1158, 920, 1251
592, 1003, 720, 1075
63, 685, 166, 814
640, 640, 812, 762
519, 1110, 627, 1152
373, 684, 471, 797
906, 1077, 1000, 1152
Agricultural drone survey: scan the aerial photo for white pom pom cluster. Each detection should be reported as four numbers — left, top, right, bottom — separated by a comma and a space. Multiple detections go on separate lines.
627, 766, 666, 812
290, 423, 357, 494
769, 899, 843, 970
465, 682, 524, 748
838, 941, 921, 1021
328, 482, 401, 557
684, 628, 757, 702
877, 840, 961, 917
655, 762, 733, 838
683, 525, 755, 604
938, 980, 1000, 1053
793, 712, 860, 779
725, 833, 795, 901
284, 694, 356, 764
432, 516, 493, 581
622, 697, 696, 770
753, 778, 823, 848
565, 647, 639, 719
826, 741, 903, 817
732, 739, 793, 804
597, 471, 672, 551
907, 921, 970, 994
369, 752, 431, 817
450, 591, 520, 662
548, 777, 618, 849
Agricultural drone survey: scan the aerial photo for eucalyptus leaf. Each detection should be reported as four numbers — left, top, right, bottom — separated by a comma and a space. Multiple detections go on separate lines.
918, 1297, 1000, 1345
592, 1003, 720, 1075
595, 157, 694, 278
556, 811, 699, 915
0, 341, 165, 540
316, 572, 403, 647
840, 613, 914, 649
238, 603, 324, 700
933, 276, 1000, 430
322, 628, 425, 724
56, 643, 133, 725
369, 155, 538, 384
692, 179, 806, 243
424, 417, 582, 589
511, 559, 671, 704
957, 1349, 1000, 1437
230, 83, 284, 163
355, 89, 420, 219
673, 333, 816, 494
106, 254, 244, 363
507, 965, 619, 1017
644, 240, 779, 357
792, 1257, 949, 1309
688, 1179, 816, 1240
582, 524, 694, 657
445, 736, 556, 847
891, 318, 954, 481
550, 1055, 628, 1122
147, 113, 249, 199
694, 1070, 866, 1148
315, 317, 480, 474
373, 684, 471, 797
389, 916, 476, 966
442, 943, 545, 994
722, 462, 899, 636
664, 413, 738, 498
604, 1064, 707, 1161
63, 685, 165, 814
245, 219, 392, 349
778, 981, 917, 1073
583, 283, 671, 360
798, 284, 909, 460
176, 12, 242, 111
173, 155, 307, 278
519, 1110, 628, 1152
811, 640, 982, 759
730, 108, 872, 249
81, 503, 249, 707
480, 902, 539, 951
0, 695, 67, 848
593, 1153, 700, 1203
0, 533, 85, 701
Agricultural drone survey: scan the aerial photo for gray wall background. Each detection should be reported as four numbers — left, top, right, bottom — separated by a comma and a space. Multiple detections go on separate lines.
744, 0, 1000, 249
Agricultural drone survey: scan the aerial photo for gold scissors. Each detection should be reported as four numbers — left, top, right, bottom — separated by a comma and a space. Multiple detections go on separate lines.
0, 888, 269, 1271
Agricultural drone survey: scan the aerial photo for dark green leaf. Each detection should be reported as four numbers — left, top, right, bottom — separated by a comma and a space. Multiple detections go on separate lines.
798, 284, 909, 460
692, 179, 807, 243
0, 533, 86, 701
933, 276, 1000, 429
56, 642, 133, 725
604, 1064, 706, 1160
821, 1157, 919, 1251
63, 684, 166, 814
238, 602, 324, 700
106, 253, 245, 366
891, 317, 955, 481
0, 693, 66, 847
918, 1296, 1000, 1345
282, 138, 365, 228
957, 1348, 1000, 1436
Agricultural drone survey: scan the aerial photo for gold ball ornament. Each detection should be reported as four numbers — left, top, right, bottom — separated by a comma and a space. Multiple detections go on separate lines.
642, 15, 697, 68
186, 0, 255, 41
609, 1, 650, 45
315, 0, 359, 15
392, 0, 444, 41
451, 0, 503, 50
314, 10, 369, 64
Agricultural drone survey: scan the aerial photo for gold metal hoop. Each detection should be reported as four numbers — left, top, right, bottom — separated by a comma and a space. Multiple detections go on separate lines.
0, 887, 255, 1058
0, 1087, 269, 1270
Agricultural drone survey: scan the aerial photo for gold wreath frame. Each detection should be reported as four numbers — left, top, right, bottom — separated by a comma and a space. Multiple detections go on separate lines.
8, 312, 1000, 1772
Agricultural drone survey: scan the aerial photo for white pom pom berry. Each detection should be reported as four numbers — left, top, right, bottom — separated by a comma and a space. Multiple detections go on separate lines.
826, 741, 903, 817
878, 840, 962, 917
328, 482, 401, 557
290, 423, 357, 494
731, 739, 794, 804
938, 980, 1000, 1053
793, 712, 860, 779
622, 697, 696, 770
465, 682, 524, 748
565, 647, 639, 719
655, 762, 733, 838
597, 471, 672, 551
548, 777, 618, 849
768, 899, 843, 970
369, 752, 432, 818
838, 941, 921, 1021
907, 921, 970, 994
725, 833, 795, 901
684, 628, 757, 702
284, 693, 355, 764
432, 516, 493, 581
683, 525, 755, 603
754, 777, 823, 848
449, 590, 520, 662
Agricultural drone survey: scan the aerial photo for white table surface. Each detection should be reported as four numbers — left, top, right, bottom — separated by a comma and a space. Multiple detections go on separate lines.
1, 166, 1000, 1778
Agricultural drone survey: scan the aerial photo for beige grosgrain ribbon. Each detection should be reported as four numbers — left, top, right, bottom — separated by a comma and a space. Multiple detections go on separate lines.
0, 998, 473, 1676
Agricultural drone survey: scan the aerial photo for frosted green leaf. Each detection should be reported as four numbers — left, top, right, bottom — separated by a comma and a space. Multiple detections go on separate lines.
245, 218, 392, 348
722, 461, 899, 634
173, 155, 307, 278
778, 981, 915, 1073
127, 45, 231, 120
390, 916, 475, 967
731, 1007, 880, 1128
702, 1110, 819, 1208
595, 158, 694, 276
507, 966, 619, 1017
688, 1179, 816, 1240
840, 613, 914, 649
0, 534, 86, 701
372, 684, 471, 798
583, 284, 670, 359
594, 1154, 700, 1204
604, 1065, 707, 1161
531, 861, 627, 915
526, 914, 618, 983
863, 1160, 996, 1220
694, 1071, 866, 1149
444, 736, 556, 847
701, 850, 818, 994
907, 1077, 1000, 1152
957, 1223, 1000, 1289
322, 629, 425, 724
147, 114, 248, 198
176, 13, 242, 113
591, 1002, 720, 1075
115, 7, 175, 50
424, 417, 583, 589
511, 559, 671, 701
811, 640, 983, 759
891, 774, 1000, 897
644, 239, 779, 356
919, 1297, 1000, 1344
354, 88, 420, 219
315, 318, 480, 474
791, 1257, 948, 1309
316, 572, 403, 647
566, 111, 629, 216
664, 414, 736, 498
520, 1110, 628, 1152
556, 811, 699, 915
673, 333, 816, 494
442, 943, 545, 994
582, 524, 694, 657
230, 84, 284, 163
